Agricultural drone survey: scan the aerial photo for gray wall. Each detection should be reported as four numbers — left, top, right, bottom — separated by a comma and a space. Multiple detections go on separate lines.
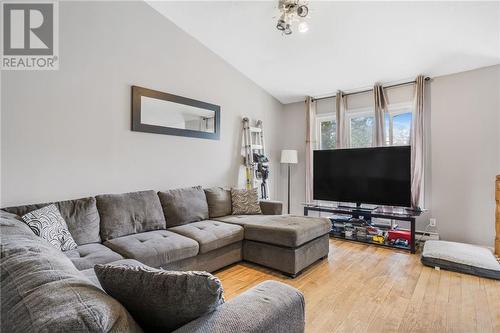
1, 1, 283, 207
280, 65, 500, 247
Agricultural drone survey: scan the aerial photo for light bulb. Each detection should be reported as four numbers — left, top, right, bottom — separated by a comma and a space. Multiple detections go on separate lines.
298, 21, 309, 33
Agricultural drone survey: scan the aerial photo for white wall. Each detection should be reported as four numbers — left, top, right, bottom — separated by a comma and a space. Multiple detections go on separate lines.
429, 65, 499, 246
280, 65, 500, 247
0, 1, 283, 207
278, 101, 306, 215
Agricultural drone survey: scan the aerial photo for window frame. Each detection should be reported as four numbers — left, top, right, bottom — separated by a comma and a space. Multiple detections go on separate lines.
315, 102, 413, 149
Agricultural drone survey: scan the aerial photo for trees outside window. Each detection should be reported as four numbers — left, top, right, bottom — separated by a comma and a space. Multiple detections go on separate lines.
320, 119, 337, 149
317, 104, 412, 150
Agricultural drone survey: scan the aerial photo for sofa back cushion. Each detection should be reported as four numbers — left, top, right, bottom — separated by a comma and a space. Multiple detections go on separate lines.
0, 220, 143, 333
204, 187, 232, 218
96, 190, 166, 241
158, 186, 209, 227
2, 196, 101, 245
0, 211, 36, 237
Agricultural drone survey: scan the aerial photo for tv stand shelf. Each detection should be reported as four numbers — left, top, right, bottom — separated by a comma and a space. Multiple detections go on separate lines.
303, 204, 423, 253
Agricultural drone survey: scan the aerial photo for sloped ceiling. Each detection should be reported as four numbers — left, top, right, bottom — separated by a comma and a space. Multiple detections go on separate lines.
148, 1, 500, 104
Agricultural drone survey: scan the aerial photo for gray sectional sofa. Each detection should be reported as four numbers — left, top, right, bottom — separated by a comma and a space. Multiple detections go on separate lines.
1, 186, 331, 332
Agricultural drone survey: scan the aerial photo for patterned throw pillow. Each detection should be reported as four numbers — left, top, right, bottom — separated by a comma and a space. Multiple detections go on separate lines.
21, 204, 77, 251
230, 188, 262, 215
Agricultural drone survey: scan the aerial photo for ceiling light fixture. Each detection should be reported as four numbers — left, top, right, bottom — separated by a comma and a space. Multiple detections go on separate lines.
276, 0, 310, 35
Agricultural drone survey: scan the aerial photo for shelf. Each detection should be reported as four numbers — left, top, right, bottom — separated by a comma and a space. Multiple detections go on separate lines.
330, 232, 411, 251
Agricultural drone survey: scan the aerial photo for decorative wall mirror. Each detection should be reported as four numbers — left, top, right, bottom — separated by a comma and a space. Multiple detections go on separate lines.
131, 86, 220, 140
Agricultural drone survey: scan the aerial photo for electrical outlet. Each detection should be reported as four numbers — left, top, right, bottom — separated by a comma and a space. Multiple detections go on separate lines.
429, 218, 437, 227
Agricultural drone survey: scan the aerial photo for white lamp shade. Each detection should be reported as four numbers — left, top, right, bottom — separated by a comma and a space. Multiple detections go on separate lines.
280, 150, 298, 164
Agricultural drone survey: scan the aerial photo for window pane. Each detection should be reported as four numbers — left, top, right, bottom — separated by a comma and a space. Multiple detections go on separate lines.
320, 120, 336, 149
392, 112, 412, 145
384, 113, 391, 145
350, 116, 374, 148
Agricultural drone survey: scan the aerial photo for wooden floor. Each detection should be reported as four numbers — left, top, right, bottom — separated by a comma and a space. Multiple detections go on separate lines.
216, 238, 500, 333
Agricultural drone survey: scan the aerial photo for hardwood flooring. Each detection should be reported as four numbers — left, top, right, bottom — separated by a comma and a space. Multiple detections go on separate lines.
215, 238, 500, 333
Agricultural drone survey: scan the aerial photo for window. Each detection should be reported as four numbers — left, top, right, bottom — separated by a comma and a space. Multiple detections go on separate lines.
318, 116, 336, 149
384, 106, 412, 146
349, 115, 374, 148
316, 104, 412, 150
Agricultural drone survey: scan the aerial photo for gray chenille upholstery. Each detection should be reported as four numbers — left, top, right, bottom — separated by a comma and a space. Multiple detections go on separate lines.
159, 186, 209, 227
168, 220, 244, 253
104, 230, 199, 268
96, 190, 166, 241
82, 259, 147, 289
64, 243, 124, 270
204, 187, 232, 218
94, 264, 225, 332
163, 242, 242, 273
0, 215, 142, 333
173, 280, 305, 333
1, 188, 321, 332
215, 214, 331, 247
3, 196, 101, 245
260, 200, 284, 215
244, 235, 330, 275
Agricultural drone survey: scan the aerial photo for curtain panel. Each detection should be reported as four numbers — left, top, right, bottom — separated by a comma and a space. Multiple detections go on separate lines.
373, 83, 388, 146
335, 91, 349, 148
411, 75, 425, 209
305, 96, 316, 203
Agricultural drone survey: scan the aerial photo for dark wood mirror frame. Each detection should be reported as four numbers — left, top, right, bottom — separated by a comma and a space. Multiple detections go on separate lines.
131, 86, 221, 140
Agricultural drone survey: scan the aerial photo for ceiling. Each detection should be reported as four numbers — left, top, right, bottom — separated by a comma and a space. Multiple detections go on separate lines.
147, 1, 500, 104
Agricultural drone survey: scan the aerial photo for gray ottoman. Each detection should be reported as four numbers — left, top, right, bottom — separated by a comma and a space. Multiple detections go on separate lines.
214, 215, 331, 277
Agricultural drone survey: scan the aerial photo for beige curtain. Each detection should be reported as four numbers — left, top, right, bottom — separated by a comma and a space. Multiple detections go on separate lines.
305, 96, 316, 203
335, 91, 349, 148
373, 83, 388, 146
411, 75, 425, 209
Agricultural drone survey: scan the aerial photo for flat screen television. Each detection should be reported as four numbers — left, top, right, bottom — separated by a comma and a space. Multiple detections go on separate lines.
313, 146, 411, 207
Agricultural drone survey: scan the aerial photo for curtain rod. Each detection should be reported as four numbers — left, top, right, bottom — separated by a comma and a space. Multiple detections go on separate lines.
311, 77, 431, 102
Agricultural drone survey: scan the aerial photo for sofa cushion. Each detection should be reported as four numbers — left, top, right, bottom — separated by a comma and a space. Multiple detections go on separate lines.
96, 190, 166, 241
21, 204, 78, 251
104, 230, 199, 268
172, 280, 305, 333
168, 220, 244, 254
94, 263, 224, 332
213, 215, 331, 248
1, 230, 142, 333
0, 211, 38, 237
158, 186, 209, 227
3, 196, 101, 245
204, 187, 232, 218
231, 188, 262, 215
64, 243, 124, 270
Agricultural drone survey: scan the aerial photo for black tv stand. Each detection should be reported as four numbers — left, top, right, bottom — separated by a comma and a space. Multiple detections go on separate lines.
303, 203, 423, 253
337, 204, 375, 212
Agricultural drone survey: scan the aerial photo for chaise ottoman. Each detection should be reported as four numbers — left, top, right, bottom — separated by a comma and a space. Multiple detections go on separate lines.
213, 215, 331, 277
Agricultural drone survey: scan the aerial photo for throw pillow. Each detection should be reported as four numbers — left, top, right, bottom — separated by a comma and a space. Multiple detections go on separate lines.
231, 188, 262, 215
94, 264, 225, 332
204, 187, 232, 218
21, 204, 77, 251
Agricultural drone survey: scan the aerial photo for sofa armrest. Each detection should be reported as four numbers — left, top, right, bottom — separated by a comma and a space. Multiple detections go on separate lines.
259, 200, 283, 215
173, 280, 305, 333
